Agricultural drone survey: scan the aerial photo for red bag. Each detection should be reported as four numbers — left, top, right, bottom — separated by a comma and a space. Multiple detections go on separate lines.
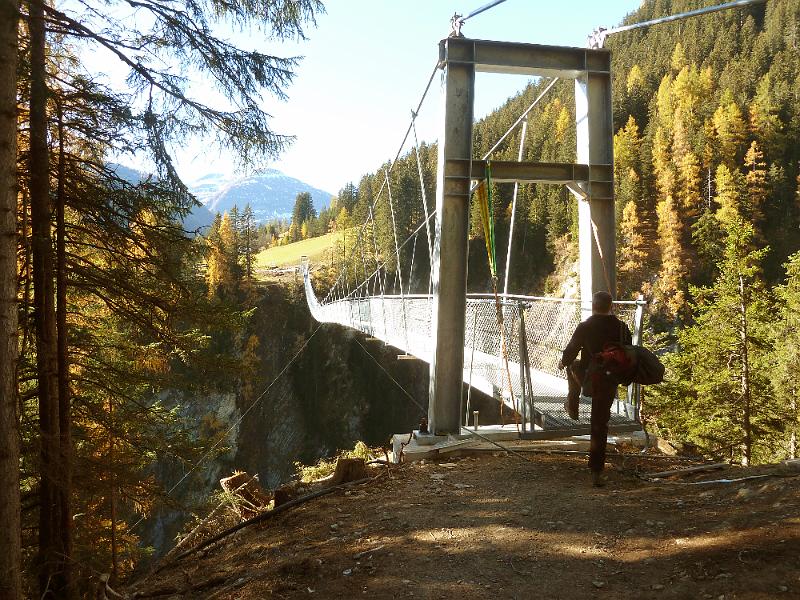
594, 343, 636, 384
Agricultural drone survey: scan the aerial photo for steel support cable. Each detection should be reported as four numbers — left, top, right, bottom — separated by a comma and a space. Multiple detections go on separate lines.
408, 231, 418, 296
465, 306, 479, 427
599, 0, 767, 40
343, 70, 553, 305
353, 338, 427, 413
411, 114, 434, 263
368, 211, 382, 297
460, 0, 509, 22
390, 63, 440, 168
475, 170, 518, 429
347, 60, 436, 292
359, 228, 369, 299
320, 63, 438, 309
125, 324, 324, 536
342, 211, 435, 300
324, 60, 550, 306
337, 59, 435, 284
324, 180, 388, 305
481, 77, 559, 162
369, 205, 389, 337
385, 168, 410, 350
411, 115, 436, 300
503, 116, 529, 297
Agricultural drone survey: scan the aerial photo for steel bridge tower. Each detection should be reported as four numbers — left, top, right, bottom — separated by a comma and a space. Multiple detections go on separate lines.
428, 38, 615, 435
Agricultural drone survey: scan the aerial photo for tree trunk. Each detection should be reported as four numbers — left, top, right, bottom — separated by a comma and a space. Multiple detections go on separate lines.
791, 391, 797, 460
108, 397, 118, 583
0, 0, 22, 596
738, 274, 752, 466
29, 0, 69, 596
55, 100, 73, 594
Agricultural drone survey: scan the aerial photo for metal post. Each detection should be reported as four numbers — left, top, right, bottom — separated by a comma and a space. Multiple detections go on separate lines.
517, 302, 528, 433
464, 305, 479, 429
630, 294, 645, 420
428, 38, 475, 435
575, 68, 615, 319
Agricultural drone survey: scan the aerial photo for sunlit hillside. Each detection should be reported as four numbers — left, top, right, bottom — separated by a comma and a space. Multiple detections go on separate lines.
254, 231, 342, 274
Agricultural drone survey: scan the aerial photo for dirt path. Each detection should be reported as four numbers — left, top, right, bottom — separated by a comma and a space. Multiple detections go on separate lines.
132, 451, 800, 599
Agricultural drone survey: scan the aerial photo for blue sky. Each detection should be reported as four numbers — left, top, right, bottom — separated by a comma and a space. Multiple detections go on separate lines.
172, 1, 644, 193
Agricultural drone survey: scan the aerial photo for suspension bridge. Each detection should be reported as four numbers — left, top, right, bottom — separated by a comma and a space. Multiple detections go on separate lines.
301, 0, 766, 443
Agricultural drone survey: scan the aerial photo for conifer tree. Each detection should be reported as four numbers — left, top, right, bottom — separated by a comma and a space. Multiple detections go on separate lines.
748, 74, 786, 163
715, 164, 746, 232
623, 64, 649, 127
655, 192, 688, 318
618, 200, 648, 297
650, 219, 777, 464
743, 141, 768, 233
206, 214, 226, 296
712, 93, 747, 169
241, 204, 257, 281
0, 0, 22, 595
220, 211, 242, 291
772, 252, 800, 459
291, 192, 316, 242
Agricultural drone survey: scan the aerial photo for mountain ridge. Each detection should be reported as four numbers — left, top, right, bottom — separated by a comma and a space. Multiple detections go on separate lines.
191, 168, 333, 224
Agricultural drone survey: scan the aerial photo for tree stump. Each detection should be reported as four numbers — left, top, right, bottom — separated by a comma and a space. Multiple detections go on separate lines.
331, 458, 368, 485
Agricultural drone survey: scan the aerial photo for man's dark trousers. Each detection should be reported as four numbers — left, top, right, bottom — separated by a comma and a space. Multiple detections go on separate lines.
588, 372, 616, 472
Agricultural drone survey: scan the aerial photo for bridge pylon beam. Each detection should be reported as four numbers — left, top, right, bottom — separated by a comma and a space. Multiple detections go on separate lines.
574, 68, 615, 317
428, 37, 475, 436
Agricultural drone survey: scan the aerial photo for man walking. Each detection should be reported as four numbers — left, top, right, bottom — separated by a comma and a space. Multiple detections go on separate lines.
558, 291, 632, 487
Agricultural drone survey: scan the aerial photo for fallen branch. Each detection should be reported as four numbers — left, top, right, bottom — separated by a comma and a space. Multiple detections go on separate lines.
132, 575, 228, 598
155, 474, 258, 573
686, 474, 773, 485
172, 474, 381, 562
646, 462, 729, 479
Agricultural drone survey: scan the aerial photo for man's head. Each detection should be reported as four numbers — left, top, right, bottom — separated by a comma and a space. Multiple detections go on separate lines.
592, 291, 613, 315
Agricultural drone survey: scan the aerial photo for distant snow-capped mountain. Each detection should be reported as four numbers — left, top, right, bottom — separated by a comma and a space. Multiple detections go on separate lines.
189, 169, 333, 223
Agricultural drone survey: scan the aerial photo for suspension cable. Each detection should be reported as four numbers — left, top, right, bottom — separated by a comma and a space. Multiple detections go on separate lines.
591, 0, 767, 47
411, 113, 434, 265
502, 116, 529, 296
482, 77, 559, 161
323, 39, 556, 306
458, 0, 510, 25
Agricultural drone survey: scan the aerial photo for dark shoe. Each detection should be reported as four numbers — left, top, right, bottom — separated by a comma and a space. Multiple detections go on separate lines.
591, 471, 606, 488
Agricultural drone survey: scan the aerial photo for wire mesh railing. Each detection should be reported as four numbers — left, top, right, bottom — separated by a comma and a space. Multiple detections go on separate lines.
305, 269, 645, 432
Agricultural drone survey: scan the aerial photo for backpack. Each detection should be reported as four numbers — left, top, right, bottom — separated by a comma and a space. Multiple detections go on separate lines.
594, 323, 665, 386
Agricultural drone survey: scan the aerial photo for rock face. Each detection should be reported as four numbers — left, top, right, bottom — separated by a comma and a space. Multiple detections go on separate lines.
233, 282, 426, 488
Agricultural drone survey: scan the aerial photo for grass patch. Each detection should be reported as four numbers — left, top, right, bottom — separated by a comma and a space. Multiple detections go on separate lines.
254, 231, 341, 271
294, 441, 375, 483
